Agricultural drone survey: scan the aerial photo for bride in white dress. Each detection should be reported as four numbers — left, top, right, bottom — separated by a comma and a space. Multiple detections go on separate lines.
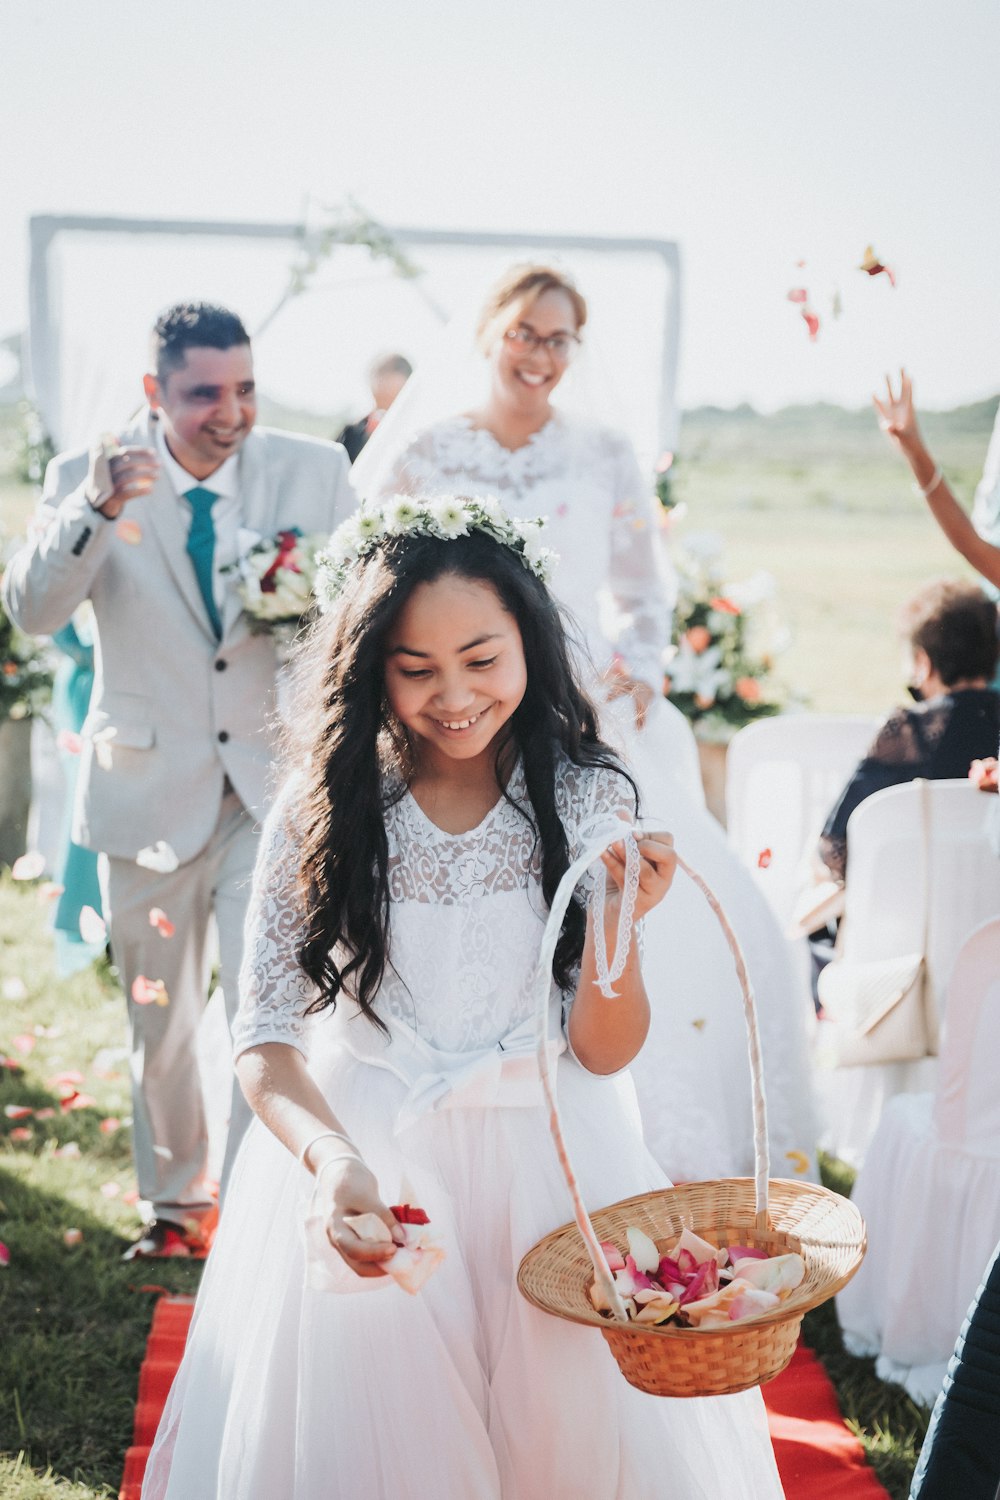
353, 264, 817, 1184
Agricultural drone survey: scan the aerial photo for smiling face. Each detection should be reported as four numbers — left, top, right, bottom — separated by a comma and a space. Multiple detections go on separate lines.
487, 287, 580, 416
144, 344, 257, 478
384, 573, 528, 774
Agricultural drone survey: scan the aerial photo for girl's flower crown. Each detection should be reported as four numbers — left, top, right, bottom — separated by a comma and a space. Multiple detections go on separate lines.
315, 494, 558, 611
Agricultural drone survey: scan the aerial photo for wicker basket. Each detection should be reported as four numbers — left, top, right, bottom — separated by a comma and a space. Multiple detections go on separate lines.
516, 822, 867, 1398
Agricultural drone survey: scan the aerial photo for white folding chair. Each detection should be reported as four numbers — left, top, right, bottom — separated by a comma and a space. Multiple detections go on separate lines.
817, 780, 1000, 1164
725, 714, 879, 928
836, 917, 1000, 1403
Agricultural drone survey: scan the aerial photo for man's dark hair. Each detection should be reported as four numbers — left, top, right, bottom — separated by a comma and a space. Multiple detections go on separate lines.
899, 579, 1000, 685
368, 352, 413, 381
151, 302, 250, 383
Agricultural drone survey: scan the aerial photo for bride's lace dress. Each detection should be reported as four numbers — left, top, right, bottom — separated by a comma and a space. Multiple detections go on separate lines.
143, 759, 784, 1499
375, 415, 818, 1185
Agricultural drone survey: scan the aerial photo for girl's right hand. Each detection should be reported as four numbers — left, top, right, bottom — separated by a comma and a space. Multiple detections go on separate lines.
315, 1156, 404, 1278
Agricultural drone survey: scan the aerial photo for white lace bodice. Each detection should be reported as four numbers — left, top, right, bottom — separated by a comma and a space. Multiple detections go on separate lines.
232, 757, 637, 1063
375, 415, 676, 692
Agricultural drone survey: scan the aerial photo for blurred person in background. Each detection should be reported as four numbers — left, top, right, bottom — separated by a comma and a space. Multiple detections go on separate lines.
336, 351, 412, 463
818, 579, 1000, 885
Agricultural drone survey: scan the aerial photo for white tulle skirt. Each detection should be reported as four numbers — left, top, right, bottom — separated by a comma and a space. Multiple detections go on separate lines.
143, 1037, 784, 1499
601, 696, 819, 1183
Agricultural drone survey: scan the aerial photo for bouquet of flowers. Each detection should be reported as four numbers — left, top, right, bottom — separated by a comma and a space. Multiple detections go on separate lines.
665, 535, 786, 741
226, 528, 326, 639
0, 592, 52, 722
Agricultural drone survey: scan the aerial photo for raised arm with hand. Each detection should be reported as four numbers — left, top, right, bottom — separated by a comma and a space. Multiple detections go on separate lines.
874, 370, 1000, 589
2, 437, 159, 637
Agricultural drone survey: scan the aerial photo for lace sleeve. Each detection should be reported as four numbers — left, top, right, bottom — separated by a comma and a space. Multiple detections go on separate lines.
231, 780, 319, 1061
603, 431, 677, 693
555, 759, 643, 1051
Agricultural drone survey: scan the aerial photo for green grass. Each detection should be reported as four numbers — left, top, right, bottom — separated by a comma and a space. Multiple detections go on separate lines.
0, 881, 200, 1497
0, 878, 930, 1497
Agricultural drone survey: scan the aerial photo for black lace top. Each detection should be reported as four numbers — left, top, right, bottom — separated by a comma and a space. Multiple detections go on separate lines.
819, 688, 1000, 881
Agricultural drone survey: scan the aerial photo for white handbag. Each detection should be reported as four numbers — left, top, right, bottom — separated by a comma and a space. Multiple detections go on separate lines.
817, 779, 938, 1066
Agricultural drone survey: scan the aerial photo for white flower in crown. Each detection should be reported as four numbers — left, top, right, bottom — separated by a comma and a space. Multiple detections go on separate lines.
355, 510, 384, 541
514, 517, 549, 568
534, 546, 558, 585
428, 497, 471, 539
327, 515, 364, 566
474, 495, 506, 528
384, 496, 422, 534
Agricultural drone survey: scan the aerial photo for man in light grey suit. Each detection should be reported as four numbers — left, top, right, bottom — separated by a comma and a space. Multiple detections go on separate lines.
3, 303, 355, 1257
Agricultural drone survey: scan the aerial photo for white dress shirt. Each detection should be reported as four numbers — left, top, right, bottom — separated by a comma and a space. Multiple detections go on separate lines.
155, 420, 242, 611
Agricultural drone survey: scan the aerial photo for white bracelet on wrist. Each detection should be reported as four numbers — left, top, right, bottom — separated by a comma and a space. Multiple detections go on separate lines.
297, 1129, 360, 1170
913, 465, 944, 498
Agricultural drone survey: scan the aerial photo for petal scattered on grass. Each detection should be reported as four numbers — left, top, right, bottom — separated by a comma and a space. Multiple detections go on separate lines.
10, 1127, 33, 1141
48, 1070, 85, 1089
3, 978, 28, 1001
34, 1107, 55, 1120
0, 1242, 10, 1268
59, 1090, 97, 1112
11, 1033, 35, 1055
11, 851, 46, 881
122, 1188, 140, 1206
101, 1182, 121, 1198
63, 1228, 83, 1247
54, 1141, 81, 1159
4, 1104, 34, 1120
99, 1117, 121, 1134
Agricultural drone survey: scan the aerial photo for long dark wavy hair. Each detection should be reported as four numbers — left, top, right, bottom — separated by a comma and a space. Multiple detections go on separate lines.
288, 523, 638, 1032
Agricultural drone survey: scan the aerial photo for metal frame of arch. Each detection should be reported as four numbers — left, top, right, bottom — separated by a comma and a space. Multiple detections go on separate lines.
28, 213, 682, 451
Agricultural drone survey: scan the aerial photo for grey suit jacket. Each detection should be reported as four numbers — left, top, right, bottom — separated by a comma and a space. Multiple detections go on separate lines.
3, 410, 355, 863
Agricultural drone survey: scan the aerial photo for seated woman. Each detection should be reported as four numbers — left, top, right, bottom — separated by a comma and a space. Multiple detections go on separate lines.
819, 579, 1000, 883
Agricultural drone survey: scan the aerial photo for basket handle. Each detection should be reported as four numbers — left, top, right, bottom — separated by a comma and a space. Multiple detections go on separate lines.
533, 816, 771, 1323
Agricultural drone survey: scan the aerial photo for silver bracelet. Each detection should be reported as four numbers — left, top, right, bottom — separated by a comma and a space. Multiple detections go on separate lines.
297, 1129, 360, 1169
913, 465, 943, 498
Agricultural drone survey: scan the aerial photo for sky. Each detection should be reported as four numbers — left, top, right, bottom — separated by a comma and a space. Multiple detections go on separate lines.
2, 0, 998, 446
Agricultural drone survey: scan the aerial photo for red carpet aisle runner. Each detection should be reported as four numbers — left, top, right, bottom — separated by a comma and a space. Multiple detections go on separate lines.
119, 1299, 891, 1499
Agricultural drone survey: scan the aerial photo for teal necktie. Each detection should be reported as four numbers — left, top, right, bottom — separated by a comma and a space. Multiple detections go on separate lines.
185, 487, 223, 640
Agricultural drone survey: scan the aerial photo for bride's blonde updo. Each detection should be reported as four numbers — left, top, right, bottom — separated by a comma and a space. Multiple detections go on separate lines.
475, 264, 588, 354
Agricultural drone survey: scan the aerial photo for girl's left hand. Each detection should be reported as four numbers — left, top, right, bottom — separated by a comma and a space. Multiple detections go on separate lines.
601, 831, 677, 919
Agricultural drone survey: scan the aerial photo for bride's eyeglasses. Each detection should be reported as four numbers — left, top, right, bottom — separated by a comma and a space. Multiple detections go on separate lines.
503, 327, 581, 362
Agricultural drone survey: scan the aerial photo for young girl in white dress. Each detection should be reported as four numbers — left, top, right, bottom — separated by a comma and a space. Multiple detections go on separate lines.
353, 264, 817, 1185
142, 499, 784, 1499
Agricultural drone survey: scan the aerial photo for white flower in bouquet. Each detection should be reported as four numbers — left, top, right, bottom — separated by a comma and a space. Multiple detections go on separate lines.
226, 529, 325, 633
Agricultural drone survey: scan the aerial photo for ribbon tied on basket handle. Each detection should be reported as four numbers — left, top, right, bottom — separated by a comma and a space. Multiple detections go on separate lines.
533, 816, 771, 1324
